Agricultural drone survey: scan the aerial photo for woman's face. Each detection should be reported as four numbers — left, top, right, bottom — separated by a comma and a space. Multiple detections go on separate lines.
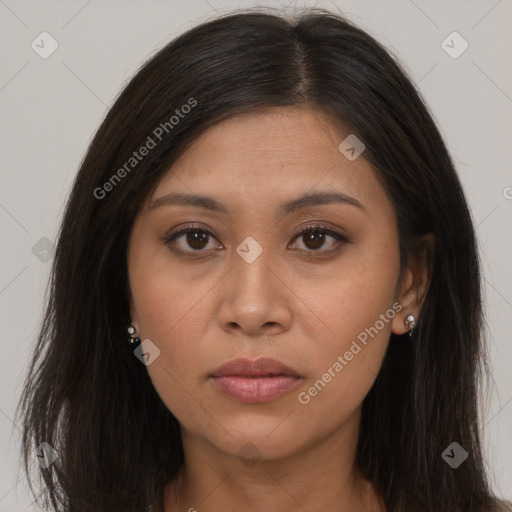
128, 106, 409, 461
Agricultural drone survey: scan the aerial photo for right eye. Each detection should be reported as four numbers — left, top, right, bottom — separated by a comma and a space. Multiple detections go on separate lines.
164, 224, 222, 254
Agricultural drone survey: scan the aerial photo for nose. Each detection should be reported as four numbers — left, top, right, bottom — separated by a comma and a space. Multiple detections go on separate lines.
216, 244, 293, 337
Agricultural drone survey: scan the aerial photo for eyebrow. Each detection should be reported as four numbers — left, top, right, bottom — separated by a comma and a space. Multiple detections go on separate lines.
148, 190, 365, 216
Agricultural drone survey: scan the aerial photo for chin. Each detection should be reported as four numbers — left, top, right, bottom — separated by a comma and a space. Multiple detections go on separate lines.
196, 416, 305, 462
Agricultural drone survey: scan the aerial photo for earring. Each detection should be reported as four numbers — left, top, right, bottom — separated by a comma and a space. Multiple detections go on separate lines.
404, 314, 415, 337
127, 320, 140, 346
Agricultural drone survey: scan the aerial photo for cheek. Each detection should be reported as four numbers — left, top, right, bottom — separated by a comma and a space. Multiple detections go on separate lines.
128, 234, 205, 341
305, 275, 396, 389
128, 245, 218, 419
299, 232, 400, 405
129, 275, 210, 426
319, 239, 399, 344
130, 263, 208, 370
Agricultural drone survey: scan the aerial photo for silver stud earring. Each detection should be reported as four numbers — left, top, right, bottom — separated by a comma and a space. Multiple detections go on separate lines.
404, 314, 415, 337
127, 321, 140, 345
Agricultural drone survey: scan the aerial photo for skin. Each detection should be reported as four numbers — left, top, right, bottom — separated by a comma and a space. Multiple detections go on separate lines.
127, 106, 434, 512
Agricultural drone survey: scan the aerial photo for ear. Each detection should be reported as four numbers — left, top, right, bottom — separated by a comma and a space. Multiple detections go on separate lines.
391, 233, 435, 335
128, 289, 140, 334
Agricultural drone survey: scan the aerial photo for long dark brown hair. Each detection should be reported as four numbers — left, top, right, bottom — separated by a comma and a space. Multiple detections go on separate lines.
15, 6, 509, 512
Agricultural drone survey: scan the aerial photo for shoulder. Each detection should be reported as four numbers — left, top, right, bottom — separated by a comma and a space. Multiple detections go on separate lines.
492, 499, 512, 512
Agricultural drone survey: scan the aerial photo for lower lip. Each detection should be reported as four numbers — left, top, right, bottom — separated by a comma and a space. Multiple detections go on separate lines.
211, 375, 301, 403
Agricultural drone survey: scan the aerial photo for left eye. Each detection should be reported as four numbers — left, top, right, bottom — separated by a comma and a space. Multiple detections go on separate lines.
165, 224, 348, 255
290, 225, 348, 252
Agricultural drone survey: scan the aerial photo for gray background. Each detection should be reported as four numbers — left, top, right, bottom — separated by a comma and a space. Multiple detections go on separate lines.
0, 0, 511, 509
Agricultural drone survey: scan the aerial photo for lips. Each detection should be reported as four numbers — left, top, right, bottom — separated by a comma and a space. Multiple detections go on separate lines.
210, 357, 302, 403
211, 357, 301, 378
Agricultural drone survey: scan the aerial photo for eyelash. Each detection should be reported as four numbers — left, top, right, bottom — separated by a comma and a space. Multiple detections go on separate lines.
164, 223, 349, 257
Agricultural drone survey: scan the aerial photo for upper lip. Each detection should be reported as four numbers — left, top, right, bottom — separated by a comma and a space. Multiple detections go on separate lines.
210, 357, 301, 378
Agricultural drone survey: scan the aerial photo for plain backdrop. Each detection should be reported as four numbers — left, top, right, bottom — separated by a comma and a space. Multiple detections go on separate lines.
0, 0, 511, 510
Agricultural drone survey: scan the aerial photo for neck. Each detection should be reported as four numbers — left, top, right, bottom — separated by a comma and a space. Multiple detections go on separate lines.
163, 407, 385, 512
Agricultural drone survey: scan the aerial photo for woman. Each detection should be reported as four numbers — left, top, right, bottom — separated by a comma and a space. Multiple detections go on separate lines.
15, 7, 511, 512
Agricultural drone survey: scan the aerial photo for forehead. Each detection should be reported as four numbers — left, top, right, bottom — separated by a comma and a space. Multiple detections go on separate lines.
148, 106, 389, 218
178, 106, 348, 165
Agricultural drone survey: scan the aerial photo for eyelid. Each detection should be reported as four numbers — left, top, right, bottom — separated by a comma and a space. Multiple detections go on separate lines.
163, 223, 215, 243
290, 222, 347, 240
